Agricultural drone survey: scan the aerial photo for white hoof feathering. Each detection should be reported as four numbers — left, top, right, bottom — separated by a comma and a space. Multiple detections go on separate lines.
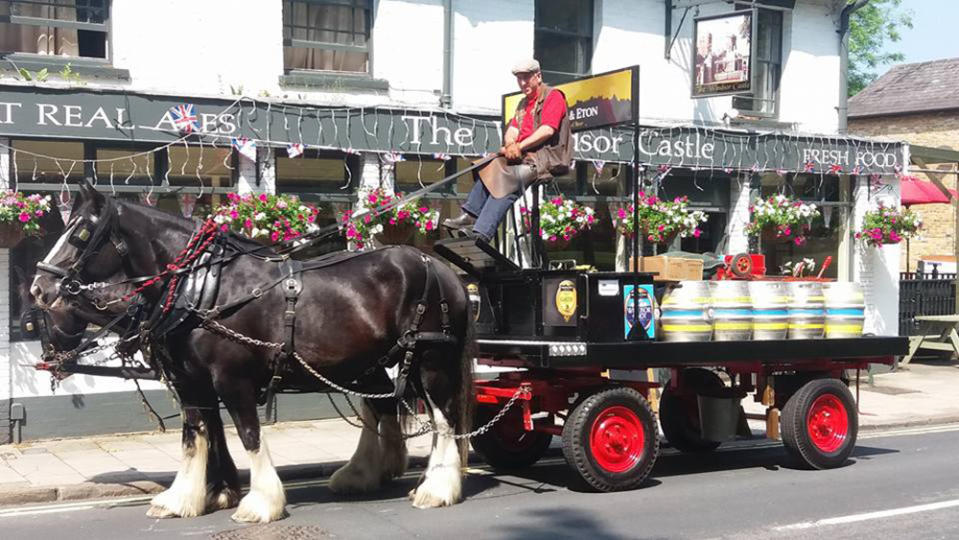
147, 426, 210, 518
379, 412, 408, 481
206, 487, 240, 512
330, 402, 385, 494
410, 407, 462, 509
231, 440, 287, 523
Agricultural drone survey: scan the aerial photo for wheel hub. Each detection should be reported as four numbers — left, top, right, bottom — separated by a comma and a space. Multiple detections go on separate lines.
806, 394, 848, 453
590, 405, 645, 473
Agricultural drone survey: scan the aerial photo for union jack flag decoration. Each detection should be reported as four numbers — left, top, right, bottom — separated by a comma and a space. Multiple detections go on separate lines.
231, 137, 257, 161
169, 104, 199, 134
851, 165, 864, 176
828, 164, 843, 175
432, 152, 451, 161
287, 143, 304, 158
803, 161, 816, 173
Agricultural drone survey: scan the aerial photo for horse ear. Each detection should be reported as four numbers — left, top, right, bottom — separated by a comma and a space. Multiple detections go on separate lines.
77, 177, 105, 210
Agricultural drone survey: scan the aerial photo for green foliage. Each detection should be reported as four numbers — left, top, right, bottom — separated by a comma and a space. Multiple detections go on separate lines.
848, 0, 914, 96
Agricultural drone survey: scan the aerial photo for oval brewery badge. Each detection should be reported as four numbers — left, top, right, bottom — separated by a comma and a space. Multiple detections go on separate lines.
467, 283, 481, 321
555, 280, 577, 322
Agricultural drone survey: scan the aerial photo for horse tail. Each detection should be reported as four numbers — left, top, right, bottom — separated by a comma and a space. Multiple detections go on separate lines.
456, 301, 476, 465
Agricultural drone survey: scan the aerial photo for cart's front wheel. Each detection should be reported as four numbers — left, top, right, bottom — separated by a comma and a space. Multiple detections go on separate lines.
562, 387, 659, 492
781, 378, 858, 469
471, 404, 552, 470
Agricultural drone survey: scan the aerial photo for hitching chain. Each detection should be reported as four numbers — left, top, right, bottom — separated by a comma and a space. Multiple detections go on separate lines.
202, 318, 530, 440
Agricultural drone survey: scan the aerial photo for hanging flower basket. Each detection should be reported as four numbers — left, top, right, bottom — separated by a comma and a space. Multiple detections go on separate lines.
0, 191, 52, 248
746, 195, 820, 247
612, 194, 707, 245
856, 202, 921, 247
520, 195, 596, 248
211, 192, 320, 245
340, 187, 439, 251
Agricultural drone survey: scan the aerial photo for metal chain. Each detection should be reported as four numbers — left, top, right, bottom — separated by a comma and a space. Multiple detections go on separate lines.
203, 319, 530, 440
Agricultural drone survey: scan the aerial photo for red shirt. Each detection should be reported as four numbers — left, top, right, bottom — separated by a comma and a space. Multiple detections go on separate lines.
509, 88, 566, 142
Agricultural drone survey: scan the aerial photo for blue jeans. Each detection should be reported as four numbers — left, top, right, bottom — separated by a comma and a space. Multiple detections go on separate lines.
462, 180, 519, 239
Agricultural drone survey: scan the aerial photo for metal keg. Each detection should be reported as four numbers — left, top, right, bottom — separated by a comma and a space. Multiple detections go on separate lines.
787, 281, 825, 339
709, 281, 752, 341
749, 281, 789, 340
823, 282, 865, 338
660, 281, 712, 342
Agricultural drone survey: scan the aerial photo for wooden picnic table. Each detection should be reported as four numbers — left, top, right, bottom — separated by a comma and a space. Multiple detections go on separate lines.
902, 314, 959, 365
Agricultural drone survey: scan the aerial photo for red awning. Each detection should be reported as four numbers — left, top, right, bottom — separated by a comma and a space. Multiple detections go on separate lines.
900, 178, 957, 206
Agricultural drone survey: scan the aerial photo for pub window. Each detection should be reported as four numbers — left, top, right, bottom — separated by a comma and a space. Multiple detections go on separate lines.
534, 0, 593, 84
0, 0, 110, 59
282, 0, 372, 74
732, 6, 782, 116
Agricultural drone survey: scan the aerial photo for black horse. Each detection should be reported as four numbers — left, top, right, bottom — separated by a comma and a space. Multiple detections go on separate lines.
29, 180, 473, 522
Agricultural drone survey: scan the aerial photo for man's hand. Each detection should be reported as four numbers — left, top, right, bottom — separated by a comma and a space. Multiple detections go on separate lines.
501, 142, 522, 161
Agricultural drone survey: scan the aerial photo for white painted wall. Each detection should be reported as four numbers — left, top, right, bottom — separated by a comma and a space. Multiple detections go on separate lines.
100, 0, 843, 129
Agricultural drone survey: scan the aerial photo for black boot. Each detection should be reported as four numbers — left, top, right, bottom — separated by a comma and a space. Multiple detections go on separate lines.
442, 212, 476, 231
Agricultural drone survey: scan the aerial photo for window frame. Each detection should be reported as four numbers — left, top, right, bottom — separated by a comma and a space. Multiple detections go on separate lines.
732, 5, 784, 118
0, 0, 113, 63
281, 0, 374, 75
533, 0, 594, 84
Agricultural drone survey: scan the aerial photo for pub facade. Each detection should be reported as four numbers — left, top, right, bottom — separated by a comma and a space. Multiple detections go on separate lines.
0, 0, 906, 440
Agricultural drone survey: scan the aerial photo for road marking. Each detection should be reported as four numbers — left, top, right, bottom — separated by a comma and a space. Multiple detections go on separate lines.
774, 499, 959, 531
0, 495, 153, 518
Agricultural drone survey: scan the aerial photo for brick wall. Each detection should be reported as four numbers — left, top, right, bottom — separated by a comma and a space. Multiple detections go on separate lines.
849, 110, 959, 271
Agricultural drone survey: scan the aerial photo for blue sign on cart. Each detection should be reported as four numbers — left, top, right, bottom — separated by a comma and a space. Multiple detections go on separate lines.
624, 284, 656, 339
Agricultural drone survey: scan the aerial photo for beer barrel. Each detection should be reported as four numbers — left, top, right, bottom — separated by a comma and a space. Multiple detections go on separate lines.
660, 281, 712, 342
709, 281, 752, 341
823, 282, 865, 338
749, 281, 789, 340
787, 281, 825, 339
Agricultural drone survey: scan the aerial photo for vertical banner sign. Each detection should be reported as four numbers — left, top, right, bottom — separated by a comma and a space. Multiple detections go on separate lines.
502, 66, 639, 133
623, 284, 656, 339
692, 11, 753, 97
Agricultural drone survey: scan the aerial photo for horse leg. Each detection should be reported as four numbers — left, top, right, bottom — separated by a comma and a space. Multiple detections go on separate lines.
202, 404, 241, 513
146, 405, 213, 518
376, 397, 408, 482
329, 398, 392, 493
407, 349, 468, 509
217, 379, 287, 523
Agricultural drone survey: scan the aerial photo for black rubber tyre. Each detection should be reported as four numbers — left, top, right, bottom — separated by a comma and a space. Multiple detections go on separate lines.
659, 368, 724, 453
562, 387, 659, 492
781, 378, 858, 469
470, 404, 552, 470
730, 253, 753, 278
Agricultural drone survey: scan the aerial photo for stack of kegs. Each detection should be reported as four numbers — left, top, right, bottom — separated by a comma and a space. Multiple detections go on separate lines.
787, 282, 826, 339
823, 282, 865, 338
749, 281, 789, 340
709, 281, 753, 340
660, 281, 712, 342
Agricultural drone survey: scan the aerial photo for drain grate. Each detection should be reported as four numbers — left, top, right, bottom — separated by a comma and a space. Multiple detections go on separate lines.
211, 524, 330, 540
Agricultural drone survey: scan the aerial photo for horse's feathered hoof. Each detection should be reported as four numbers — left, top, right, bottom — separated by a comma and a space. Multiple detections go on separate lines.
146, 504, 180, 519
329, 462, 381, 494
230, 491, 288, 523
206, 487, 240, 512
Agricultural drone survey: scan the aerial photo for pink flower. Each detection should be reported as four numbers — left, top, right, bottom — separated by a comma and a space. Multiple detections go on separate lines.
889, 231, 901, 243
308, 215, 316, 223
276, 199, 288, 209
229, 210, 239, 219
549, 235, 557, 242
244, 218, 253, 229
419, 206, 428, 213
617, 209, 626, 219
364, 215, 372, 224
552, 197, 563, 205
259, 193, 268, 202
18, 212, 30, 222
220, 224, 229, 232
34, 210, 43, 216
658, 224, 665, 232
368, 194, 378, 204
693, 229, 702, 238
783, 227, 792, 236
425, 221, 434, 231
355, 241, 365, 249
563, 234, 570, 241
389, 218, 397, 225
270, 231, 280, 242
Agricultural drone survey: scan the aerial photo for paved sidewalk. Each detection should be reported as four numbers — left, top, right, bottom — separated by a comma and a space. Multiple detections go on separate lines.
1, 362, 957, 507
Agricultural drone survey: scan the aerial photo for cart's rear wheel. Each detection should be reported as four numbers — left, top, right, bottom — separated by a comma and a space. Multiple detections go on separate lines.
659, 368, 724, 452
471, 404, 552, 470
781, 378, 858, 469
562, 387, 659, 492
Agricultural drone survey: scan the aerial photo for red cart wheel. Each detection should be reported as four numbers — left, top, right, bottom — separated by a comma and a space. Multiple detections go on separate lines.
562, 387, 659, 492
730, 253, 754, 278
471, 404, 552, 470
781, 378, 858, 469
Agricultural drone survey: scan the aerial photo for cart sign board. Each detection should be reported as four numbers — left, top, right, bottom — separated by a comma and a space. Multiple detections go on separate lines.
502, 66, 639, 133
624, 284, 656, 340
693, 11, 753, 97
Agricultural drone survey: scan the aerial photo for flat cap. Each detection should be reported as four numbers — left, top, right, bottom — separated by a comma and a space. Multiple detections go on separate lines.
511, 58, 541, 75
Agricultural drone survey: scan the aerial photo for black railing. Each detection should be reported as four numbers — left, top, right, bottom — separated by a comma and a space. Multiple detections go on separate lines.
899, 273, 957, 336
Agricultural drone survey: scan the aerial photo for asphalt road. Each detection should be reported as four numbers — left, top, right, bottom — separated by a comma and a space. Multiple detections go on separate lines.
2, 424, 958, 540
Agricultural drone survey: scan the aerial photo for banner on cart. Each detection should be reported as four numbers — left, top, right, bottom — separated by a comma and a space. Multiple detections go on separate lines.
502, 66, 639, 133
